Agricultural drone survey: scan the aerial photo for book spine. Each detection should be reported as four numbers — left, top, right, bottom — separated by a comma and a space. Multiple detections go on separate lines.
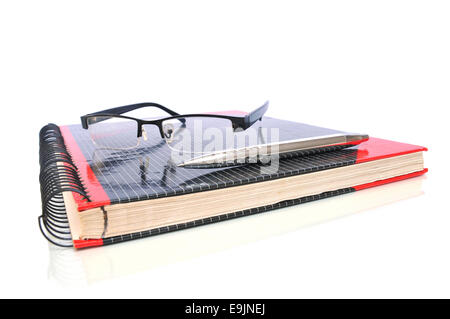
38, 124, 90, 247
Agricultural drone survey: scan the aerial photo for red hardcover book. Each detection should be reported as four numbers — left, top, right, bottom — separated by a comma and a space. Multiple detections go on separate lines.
38, 117, 427, 249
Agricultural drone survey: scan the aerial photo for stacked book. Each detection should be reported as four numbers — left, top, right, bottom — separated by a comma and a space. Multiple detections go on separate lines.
38, 113, 427, 248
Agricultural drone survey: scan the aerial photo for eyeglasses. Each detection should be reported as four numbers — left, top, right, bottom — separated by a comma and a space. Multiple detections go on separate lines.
80, 101, 269, 153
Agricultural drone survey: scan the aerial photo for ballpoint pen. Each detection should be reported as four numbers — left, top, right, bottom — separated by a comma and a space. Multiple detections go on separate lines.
177, 133, 369, 167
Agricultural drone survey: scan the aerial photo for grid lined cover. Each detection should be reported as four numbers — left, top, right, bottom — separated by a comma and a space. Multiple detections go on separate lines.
63, 116, 358, 207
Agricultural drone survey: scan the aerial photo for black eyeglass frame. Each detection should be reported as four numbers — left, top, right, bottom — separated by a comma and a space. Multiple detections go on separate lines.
80, 101, 269, 139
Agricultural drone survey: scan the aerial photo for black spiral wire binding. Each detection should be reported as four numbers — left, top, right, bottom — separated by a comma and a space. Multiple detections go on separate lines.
38, 124, 91, 247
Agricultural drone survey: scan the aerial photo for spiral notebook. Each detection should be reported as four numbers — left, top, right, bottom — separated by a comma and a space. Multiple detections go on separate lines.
38, 116, 427, 249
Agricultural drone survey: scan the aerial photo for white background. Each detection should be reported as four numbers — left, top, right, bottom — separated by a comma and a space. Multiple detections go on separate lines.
0, 1, 449, 298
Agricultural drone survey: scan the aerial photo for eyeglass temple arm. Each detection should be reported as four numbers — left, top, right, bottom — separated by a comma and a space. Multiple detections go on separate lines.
95, 102, 181, 117
81, 102, 181, 128
242, 100, 269, 129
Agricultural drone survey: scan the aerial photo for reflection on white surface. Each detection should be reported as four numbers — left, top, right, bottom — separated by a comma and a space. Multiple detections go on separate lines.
48, 175, 425, 286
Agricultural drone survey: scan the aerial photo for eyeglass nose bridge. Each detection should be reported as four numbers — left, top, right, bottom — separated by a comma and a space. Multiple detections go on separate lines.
137, 121, 166, 139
